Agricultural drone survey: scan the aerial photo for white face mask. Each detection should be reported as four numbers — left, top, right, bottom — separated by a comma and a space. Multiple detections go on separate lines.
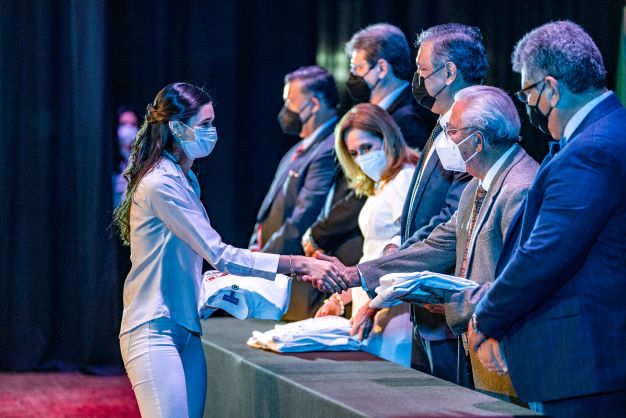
355, 149, 388, 182
169, 121, 218, 160
435, 131, 479, 172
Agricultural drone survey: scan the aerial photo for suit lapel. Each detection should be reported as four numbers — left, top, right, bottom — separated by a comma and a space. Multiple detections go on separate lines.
257, 121, 335, 222
465, 145, 524, 278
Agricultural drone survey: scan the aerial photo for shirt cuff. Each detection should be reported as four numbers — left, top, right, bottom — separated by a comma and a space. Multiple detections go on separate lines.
251, 252, 280, 280
356, 265, 368, 292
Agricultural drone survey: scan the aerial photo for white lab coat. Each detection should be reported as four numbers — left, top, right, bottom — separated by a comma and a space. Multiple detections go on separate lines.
120, 155, 279, 335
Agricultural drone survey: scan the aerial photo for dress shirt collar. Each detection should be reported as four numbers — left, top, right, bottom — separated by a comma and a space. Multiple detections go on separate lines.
162, 150, 201, 197
377, 82, 409, 111
562, 90, 612, 143
301, 115, 338, 151
479, 145, 516, 192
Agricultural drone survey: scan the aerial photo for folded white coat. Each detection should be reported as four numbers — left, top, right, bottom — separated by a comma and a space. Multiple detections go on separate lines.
370, 271, 479, 309
247, 316, 361, 353
199, 271, 291, 320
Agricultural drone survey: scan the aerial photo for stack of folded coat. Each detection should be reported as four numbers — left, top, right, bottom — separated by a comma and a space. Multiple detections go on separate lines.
200, 271, 291, 320
370, 271, 479, 309
247, 316, 361, 353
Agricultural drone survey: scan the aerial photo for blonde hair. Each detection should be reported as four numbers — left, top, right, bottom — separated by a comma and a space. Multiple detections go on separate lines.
335, 103, 418, 197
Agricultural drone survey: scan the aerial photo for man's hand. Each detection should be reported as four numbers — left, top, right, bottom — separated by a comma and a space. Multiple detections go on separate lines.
467, 316, 487, 352
382, 243, 399, 256
476, 338, 508, 375
302, 252, 360, 291
350, 300, 377, 340
422, 303, 446, 315
301, 230, 322, 257
294, 256, 347, 294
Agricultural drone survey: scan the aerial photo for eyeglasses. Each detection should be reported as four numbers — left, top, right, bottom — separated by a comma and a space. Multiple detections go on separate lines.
443, 125, 480, 141
416, 65, 445, 83
514, 79, 545, 103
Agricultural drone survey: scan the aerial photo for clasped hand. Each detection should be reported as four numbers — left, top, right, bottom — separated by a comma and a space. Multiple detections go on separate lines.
467, 319, 508, 375
300, 252, 356, 293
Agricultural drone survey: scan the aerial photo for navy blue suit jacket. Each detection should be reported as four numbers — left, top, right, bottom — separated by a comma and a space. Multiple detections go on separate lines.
475, 93, 626, 402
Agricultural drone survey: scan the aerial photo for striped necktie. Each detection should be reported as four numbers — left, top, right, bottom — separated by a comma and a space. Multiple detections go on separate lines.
459, 185, 487, 278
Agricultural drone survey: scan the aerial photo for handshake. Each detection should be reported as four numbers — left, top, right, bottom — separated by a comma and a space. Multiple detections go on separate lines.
296, 252, 361, 293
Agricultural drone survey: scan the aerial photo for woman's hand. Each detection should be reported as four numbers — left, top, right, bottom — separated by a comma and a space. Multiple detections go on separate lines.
315, 296, 342, 317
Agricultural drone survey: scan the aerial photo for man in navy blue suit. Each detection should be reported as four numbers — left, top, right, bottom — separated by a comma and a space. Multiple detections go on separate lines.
468, 21, 626, 417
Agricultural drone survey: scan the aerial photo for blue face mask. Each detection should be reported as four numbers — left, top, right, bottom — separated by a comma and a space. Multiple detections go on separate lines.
169, 121, 218, 159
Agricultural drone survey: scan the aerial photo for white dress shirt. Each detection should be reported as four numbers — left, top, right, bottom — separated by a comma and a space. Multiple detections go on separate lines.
377, 82, 409, 111
121, 155, 279, 335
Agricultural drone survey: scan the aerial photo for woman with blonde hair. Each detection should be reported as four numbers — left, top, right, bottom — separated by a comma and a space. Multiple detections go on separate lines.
316, 103, 418, 367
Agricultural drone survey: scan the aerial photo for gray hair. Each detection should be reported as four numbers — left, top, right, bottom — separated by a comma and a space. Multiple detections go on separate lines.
345, 23, 412, 80
511, 21, 606, 92
415, 23, 488, 84
454, 85, 520, 148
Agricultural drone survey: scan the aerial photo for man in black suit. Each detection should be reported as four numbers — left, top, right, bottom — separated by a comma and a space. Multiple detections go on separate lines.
345, 23, 437, 150
249, 65, 338, 320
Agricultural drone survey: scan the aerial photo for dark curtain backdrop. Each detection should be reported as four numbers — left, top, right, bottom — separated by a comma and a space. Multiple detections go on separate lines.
1, 0, 622, 372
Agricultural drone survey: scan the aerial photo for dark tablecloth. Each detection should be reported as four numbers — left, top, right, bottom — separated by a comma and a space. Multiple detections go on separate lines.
200, 318, 538, 417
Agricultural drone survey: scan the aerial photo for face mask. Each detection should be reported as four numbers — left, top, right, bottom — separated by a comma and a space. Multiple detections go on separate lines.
277, 100, 312, 136
411, 66, 447, 110
355, 149, 388, 182
169, 121, 218, 159
526, 83, 554, 135
117, 124, 137, 159
345, 65, 381, 104
435, 130, 479, 172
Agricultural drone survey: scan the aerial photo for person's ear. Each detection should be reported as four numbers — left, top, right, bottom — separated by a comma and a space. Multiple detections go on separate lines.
474, 131, 484, 153
444, 62, 457, 85
168, 121, 183, 138
310, 96, 321, 114
377, 58, 390, 79
544, 76, 560, 107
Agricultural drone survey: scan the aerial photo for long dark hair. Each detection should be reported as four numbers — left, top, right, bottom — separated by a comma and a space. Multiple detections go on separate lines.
112, 82, 212, 245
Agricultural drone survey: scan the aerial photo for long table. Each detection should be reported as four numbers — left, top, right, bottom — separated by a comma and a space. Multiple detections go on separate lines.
200, 318, 539, 417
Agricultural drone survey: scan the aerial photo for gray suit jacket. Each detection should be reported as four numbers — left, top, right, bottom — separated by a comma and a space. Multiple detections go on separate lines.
359, 145, 539, 340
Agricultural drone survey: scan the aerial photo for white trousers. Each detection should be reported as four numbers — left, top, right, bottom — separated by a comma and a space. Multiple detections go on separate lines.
120, 317, 207, 418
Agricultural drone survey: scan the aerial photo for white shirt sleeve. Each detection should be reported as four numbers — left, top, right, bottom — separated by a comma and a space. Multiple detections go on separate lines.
142, 173, 279, 280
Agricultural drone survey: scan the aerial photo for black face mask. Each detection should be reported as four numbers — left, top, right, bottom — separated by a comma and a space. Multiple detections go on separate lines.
277, 101, 312, 136
526, 83, 554, 135
345, 65, 380, 104
411, 66, 446, 110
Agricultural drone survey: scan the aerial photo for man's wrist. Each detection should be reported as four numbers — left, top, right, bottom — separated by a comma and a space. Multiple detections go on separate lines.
345, 266, 360, 287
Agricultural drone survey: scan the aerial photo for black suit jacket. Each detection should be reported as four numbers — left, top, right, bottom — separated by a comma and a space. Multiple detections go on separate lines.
387, 85, 437, 151
310, 172, 365, 266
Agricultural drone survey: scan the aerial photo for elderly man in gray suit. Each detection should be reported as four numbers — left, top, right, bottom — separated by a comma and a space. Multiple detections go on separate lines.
313, 86, 538, 396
